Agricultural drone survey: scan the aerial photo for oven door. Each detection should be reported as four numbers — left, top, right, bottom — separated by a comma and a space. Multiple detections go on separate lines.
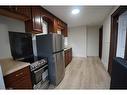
33, 65, 48, 85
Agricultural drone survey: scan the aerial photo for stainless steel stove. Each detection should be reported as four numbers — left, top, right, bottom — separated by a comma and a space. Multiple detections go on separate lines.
19, 56, 49, 89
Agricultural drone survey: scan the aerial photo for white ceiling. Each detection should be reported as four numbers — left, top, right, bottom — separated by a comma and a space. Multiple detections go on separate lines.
43, 6, 114, 27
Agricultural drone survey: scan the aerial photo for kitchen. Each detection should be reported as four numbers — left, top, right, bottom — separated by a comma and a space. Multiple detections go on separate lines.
0, 6, 72, 89
1, 6, 127, 90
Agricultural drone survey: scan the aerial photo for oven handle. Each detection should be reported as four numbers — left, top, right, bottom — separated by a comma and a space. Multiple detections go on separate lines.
42, 64, 48, 69
33, 64, 48, 74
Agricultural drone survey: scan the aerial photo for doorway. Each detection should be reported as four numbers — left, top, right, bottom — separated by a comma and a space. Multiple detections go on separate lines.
108, 6, 127, 75
99, 26, 103, 59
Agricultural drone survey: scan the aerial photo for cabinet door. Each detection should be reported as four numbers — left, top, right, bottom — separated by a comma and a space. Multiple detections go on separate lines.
64, 50, 69, 67
68, 48, 72, 63
57, 19, 64, 28
64, 48, 72, 67
32, 7, 42, 32
62, 24, 68, 37
64, 24, 68, 37
53, 18, 68, 37
53, 18, 58, 33
64, 51, 67, 67
70, 48, 72, 62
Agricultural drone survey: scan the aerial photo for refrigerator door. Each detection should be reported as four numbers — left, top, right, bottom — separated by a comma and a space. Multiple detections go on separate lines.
36, 34, 53, 54
52, 34, 56, 53
53, 34, 64, 53
36, 34, 64, 55
54, 51, 65, 85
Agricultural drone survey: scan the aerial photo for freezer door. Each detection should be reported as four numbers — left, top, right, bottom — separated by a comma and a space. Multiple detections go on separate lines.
54, 34, 64, 52
55, 51, 65, 85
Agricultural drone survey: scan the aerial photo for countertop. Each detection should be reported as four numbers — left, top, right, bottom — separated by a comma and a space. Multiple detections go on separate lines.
64, 46, 72, 51
0, 58, 30, 76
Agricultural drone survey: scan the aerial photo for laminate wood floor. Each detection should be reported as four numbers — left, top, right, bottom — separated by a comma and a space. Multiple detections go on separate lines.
55, 57, 111, 89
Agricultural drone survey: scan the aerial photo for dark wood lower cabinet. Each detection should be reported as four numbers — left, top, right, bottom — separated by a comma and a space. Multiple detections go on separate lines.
64, 48, 72, 67
4, 66, 32, 89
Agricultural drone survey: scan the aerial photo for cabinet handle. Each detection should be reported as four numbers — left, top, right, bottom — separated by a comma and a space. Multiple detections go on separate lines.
15, 72, 23, 77
15, 7, 18, 11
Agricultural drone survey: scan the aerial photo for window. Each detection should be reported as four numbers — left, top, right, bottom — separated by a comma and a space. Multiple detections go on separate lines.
116, 11, 127, 58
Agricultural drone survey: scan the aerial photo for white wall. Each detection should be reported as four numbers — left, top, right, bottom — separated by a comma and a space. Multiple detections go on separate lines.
0, 16, 25, 59
68, 25, 99, 57
101, 7, 118, 70
68, 26, 87, 57
0, 16, 25, 32
87, 26, 99, 56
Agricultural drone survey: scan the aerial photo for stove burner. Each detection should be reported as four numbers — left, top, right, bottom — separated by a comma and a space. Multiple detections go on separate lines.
19, 56, 43, 63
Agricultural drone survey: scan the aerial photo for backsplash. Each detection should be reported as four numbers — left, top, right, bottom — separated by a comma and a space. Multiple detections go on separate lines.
64, 37, 68, 48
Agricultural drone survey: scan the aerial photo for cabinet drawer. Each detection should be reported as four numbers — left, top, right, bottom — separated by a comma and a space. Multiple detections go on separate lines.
4, 66, 32, 89
6, 76, 32, 89
4, 66, 30, 82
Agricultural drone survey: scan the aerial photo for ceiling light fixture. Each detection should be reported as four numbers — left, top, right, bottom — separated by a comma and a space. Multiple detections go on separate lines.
72, 9, 80, 15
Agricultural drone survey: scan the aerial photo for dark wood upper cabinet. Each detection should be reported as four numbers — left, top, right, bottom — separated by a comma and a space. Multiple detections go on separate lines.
55, 18, 64, 29
0, 6, 31, 21
25, 6, 43, 34
31, 7, 42, 32
53, 18, 59, 33
0, 6, 68, 36
40, 8, 54, 34
53, 17, 68, 37
43, 16, 54, 34
41, 8, 54, 22
62, 24, 68, 37
15, 6, 31, 19
6, 6, 31, 19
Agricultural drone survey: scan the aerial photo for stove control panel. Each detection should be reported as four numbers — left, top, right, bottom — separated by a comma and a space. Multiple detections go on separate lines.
30, 59, 47, 71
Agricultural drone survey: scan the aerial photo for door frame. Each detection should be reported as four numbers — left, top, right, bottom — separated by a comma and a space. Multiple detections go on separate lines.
108, 6, 127, 75
99, 26, 103, 59
124, 28, 127, 60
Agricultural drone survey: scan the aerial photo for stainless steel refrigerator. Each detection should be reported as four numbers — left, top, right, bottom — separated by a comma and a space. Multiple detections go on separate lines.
36, 33, 65, 86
